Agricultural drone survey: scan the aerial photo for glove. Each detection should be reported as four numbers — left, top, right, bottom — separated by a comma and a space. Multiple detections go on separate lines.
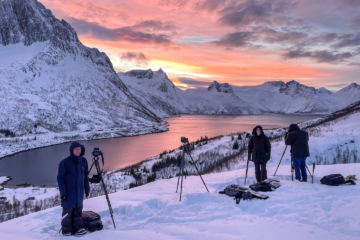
284, 132, 289, 138
61, 195, 68, 201
85, 192, 89, 198
266, 153, 270, 161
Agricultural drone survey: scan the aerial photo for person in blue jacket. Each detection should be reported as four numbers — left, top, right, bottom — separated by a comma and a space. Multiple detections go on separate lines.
57, 142, 90, 236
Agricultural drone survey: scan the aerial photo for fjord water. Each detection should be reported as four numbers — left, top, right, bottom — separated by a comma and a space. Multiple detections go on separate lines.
0, 114, 323, 186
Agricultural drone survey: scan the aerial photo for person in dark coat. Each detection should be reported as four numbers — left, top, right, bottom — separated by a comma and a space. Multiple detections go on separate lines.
57, 142, 90, 236
248, 125, 271, 182
285, 124, 310, 182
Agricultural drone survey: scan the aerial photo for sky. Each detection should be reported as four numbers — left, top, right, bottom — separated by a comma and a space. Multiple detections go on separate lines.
40, 0, 360, 91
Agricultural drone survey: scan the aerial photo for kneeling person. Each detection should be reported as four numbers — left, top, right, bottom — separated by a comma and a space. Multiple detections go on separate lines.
248, 126, 271, 182
57, 142, 90, 236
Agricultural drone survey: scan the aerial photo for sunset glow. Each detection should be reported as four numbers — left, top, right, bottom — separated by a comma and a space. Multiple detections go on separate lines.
41, 0, 360, 91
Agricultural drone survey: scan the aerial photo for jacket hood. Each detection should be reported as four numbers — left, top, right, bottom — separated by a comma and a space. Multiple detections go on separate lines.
69, 142, 85, 158
288, 124, 300, 132
252, 125, 265, 137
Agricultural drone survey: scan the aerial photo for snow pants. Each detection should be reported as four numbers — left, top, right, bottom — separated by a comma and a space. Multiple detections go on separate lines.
254, 163, 267, 182
61, 204, 83, 234
293, 158, 307, 181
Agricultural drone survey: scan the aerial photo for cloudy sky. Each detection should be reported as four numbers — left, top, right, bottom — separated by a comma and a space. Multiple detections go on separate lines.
41, 0, 360, 90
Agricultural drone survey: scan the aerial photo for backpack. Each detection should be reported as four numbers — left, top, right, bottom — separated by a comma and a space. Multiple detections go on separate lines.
249, 179, 281, 192
82, 211, 103, 232
320, 174, 356, 186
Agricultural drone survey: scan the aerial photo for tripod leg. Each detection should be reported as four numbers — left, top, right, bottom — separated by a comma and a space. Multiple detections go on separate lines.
179, 170, 184, 201
274, 146, 287, 176
244, 159, 249, 185
187, 153, 209, 192
312, 163, 315, 184
305, 165, 313, 179
291, 159, 294, 181
95, 162, 116, 228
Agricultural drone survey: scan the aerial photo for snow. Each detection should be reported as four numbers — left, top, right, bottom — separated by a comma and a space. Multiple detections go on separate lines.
0, 163, 359, 239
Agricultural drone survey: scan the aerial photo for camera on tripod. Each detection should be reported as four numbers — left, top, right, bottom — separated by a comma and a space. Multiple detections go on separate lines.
181, 137, 189, 143
92, 148, 103, 157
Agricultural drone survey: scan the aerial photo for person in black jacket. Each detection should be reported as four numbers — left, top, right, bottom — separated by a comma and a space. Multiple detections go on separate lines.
57, 142, 90, 236
285, 124, 310, 182
248, 125, 271, 182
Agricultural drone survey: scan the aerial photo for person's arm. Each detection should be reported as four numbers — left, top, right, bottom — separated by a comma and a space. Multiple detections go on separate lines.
265, 137, 271, 161
84, 159, 90, 195
285, 132, 294, 146
57, 161, 67, 197
248, 137, 254, 160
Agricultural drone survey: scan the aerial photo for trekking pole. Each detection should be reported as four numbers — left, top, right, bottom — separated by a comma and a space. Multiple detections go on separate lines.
312, 163, 315, 184
244, 159, 249, 185
274, 146, 288, 176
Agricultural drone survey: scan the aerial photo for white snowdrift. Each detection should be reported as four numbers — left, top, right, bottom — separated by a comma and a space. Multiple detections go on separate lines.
0, 164, 359, 240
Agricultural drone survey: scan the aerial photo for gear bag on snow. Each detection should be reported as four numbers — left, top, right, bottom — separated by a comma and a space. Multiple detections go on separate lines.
320, 174, 356, 186
82, 211, 103, 232
219, 184, 268, 203
249, 179, 281, 192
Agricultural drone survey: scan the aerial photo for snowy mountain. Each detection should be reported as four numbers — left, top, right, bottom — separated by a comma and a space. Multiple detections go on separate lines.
0, 0, 163, 137
118, 69, 187, 117
120, 69, 360, 116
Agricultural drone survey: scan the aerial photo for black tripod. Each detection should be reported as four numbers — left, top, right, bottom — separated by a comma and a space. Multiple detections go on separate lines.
176, 138, 209, 201
89, 148, 116, 229
274, 146, 313, 182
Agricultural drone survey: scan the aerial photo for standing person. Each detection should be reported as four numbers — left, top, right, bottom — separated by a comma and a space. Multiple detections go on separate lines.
285, 124, 310, 182
248, 126, 271, 182
57, 142, 90, 236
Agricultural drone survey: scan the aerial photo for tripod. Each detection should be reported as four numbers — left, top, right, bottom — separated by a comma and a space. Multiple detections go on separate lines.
176, 141, 209, 201
89, 149, 116, 229
274, 146, 313, 182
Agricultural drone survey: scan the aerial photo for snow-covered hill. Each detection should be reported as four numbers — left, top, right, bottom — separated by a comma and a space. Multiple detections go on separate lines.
120, 68, 360, 116
0, 0, 162, 136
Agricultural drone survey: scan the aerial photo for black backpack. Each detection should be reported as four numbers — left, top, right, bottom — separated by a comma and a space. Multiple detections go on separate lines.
320, 174, 356, 186
82, 211, 103, 232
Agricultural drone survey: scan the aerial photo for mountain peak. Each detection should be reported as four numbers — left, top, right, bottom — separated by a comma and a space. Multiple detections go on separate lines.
125, 69, 154, 79
208, 81, 233, 94
0, 0, 79, 47
157, 68, 165, 74
338, 83, 360, 92
316, 87, 333, 94
266, 81, 285, 87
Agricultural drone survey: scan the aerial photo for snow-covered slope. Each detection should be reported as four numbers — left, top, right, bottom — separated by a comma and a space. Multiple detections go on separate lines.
1, 165, 359, 239
120, 68, 360, 115
118, 69, 187, 117
0, 0, 162, 137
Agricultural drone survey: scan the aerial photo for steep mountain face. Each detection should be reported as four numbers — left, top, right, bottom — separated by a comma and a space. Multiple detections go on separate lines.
0, 0, 162, 135
118, 69, 187, 117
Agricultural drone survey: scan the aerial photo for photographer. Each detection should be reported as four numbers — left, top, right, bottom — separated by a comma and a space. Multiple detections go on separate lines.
248, 126, 271, 182
285, 124, 310, 182
57, 142, 90, 236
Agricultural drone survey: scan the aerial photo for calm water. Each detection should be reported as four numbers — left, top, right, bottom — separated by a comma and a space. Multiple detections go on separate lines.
0, 114, 323, 186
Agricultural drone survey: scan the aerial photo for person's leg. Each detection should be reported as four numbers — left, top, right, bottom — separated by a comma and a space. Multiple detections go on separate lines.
300, 158, 307, 181
261, 163, 267, 181
61, 207, 74, 235
73, 204, 83, 232
292, 158, 301, 180
254, 163, 261, 182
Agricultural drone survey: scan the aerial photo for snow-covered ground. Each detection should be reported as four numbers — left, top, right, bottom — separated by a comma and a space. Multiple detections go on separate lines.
0, 163, 359, 240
